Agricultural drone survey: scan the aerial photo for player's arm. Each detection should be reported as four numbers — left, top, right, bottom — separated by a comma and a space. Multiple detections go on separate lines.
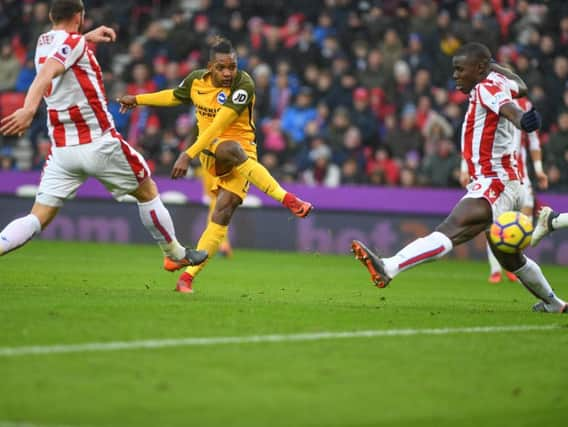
117, 89, 183, 113
527, 131, 548, 190
459, 159, 470, 187
84, 26, 116, 43
0, 58, 64, 136
117, 71, 201, 112
171, 107, 239, 179
489, 62, 528, 98
499, 102, 541, 133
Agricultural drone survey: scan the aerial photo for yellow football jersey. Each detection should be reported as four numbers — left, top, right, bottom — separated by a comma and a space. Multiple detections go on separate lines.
173, 69, 255, 144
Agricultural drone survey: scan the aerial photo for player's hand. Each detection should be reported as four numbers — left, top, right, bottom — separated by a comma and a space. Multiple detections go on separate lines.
0, 107, 35, 136
117, 95, 137, 113
535, 170, 548, 190
520, 108, 541, 132
459, 170, 470, 188
84, 26, 117, 43
171, 152, 192, 179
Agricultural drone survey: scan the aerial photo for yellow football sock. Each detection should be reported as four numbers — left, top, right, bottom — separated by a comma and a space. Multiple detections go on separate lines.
235, 158, 287, 202
208, 197, 231, 248
185, 221, 228, 277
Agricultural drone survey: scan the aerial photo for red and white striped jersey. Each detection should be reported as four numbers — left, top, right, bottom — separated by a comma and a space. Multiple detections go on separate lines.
35, 30, 115, 147
461, 71, 519, 181
512, 98, 540, 180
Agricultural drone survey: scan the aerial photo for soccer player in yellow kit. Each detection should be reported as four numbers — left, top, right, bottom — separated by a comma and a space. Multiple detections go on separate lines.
118, 37, 312, 292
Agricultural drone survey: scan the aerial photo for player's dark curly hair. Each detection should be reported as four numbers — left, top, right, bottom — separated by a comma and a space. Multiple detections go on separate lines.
50, 0, 84, 23
209, 36, 235, 61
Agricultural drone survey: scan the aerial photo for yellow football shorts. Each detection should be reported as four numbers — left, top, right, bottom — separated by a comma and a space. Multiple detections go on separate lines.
198, 138, 257, 201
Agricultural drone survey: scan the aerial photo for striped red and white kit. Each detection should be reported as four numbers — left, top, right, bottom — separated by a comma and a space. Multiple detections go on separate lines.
35, 30, 115, 147
461, 71, 520, 183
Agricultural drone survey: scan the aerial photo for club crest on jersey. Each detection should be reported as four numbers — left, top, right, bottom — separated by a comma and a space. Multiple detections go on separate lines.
231, 89, 248, 104
217, 91, 227, 104
59, 44, 71, 57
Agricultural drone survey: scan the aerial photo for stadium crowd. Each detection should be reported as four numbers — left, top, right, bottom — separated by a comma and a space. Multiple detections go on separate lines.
1, 0, 567, 191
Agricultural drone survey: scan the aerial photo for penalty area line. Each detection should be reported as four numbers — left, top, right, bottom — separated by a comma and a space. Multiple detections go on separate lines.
0, 324, 563, 358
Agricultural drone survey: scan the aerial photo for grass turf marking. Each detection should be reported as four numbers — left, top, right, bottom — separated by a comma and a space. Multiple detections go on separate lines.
0, 324, 564, 358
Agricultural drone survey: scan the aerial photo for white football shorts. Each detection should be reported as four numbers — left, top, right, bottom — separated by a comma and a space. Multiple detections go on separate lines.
36, 130, 150, 207
461, 177, 523, 222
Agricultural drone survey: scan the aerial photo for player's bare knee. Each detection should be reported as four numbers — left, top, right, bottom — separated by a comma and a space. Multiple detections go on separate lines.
216, 141, 247, 166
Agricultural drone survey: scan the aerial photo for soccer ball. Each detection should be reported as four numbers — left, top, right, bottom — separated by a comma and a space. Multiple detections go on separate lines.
489, 211, 533, 253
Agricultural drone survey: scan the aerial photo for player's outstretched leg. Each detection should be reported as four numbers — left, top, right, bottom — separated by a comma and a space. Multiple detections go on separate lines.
235, 158, 313, 218
0, 214, 42, 256
352, 231, 453, 287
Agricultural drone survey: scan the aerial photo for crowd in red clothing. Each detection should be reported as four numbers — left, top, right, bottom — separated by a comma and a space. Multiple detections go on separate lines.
0, 0, 567, 192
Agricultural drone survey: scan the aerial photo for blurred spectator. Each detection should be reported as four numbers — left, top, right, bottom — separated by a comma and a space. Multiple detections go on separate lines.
341, 157, 367, 185
357, 48, 387, 90
325, 106, 351, 153
385, 105, 423, 161
261, 119, 288, 157
366, 146, 400, 186
280, 86, 317, 147
302, 143, 340, 187
0, 40, 20, 92
143, 21, 168, 64
350, 88, 378, 148
514, 51, 543, 89
545, 111, 568, 173
253, 63, 272, 120
380, 29, 404, 83
334, 125, 366, 170
14, 54, 35, 93
544, 56, 568, 119
404, 33, 433, 74
419, 139, 461, 187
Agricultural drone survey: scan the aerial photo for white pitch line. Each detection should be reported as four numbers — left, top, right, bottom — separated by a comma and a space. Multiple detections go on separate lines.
0, 324, 563, 358
0, 422, 82, 427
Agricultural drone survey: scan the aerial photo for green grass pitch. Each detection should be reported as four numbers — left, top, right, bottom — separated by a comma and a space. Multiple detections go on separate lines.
1, 241, 567, 427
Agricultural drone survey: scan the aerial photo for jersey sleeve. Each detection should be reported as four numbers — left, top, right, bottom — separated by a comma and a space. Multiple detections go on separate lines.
223, 71, 255, 114
477, 82, 513, 115
48, 33, 86, 70
172, 70, 201, 104
508, 79, 520, 98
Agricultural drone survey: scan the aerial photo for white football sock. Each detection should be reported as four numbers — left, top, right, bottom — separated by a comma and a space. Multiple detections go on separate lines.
487, 244, 501, 275
514, 257, 566, 310
551, 213, 568, 230
383, 231, 453, 278
0, 214, 41, 255
137, 195, 185, 259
